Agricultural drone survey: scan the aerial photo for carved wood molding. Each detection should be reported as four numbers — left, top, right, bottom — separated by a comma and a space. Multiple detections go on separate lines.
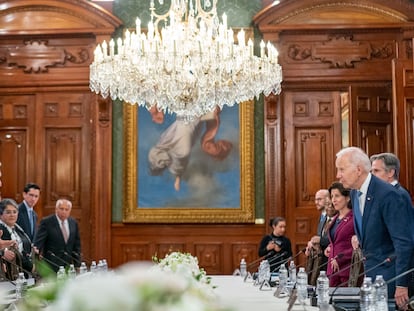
0, 40, 90, 73
286, 36, 393, 68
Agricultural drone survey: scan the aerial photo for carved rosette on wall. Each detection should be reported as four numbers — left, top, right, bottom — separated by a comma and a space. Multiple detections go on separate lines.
0, 40, 89, 73
287, 36, 393, 68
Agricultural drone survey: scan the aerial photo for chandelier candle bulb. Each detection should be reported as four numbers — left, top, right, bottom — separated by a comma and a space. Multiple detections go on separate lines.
260, 40, 265, 58
248, 39, 253, 57
136, 18, 141, 35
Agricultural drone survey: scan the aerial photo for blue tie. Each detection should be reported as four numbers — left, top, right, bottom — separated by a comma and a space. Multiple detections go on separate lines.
353, 191, 363, 239
28, 209, 34, 236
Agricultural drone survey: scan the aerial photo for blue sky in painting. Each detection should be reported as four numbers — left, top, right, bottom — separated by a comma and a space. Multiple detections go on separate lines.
137, 106, 240, 208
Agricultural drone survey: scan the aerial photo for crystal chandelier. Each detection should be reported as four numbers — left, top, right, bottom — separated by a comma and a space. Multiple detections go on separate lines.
89, 0, 283, 121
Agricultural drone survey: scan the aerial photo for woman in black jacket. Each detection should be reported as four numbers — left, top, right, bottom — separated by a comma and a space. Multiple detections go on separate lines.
0, 198, 33, 280
258, 217, 293, 272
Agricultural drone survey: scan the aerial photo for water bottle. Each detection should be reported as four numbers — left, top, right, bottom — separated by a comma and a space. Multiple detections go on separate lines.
79, 261, 88, 274
374, 275, 388, 311
98, 260, 104, 272
262, 260, 270, 283
15, 272, 25, 299
90, 260, 97, 273
288, 260, 297, 284
68, 264, 76, 279
258, 260, 270, 284
316, 270, 330, 308
279, 263, 288, 290
102, 259, 108, 272
297, 267, 308, 304
240, 258, 247, 278
57, 266, 66, 281
360, 277, 375, 311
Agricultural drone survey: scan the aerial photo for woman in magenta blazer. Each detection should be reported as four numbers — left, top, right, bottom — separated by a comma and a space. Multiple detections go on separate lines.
324, 182, 355, 287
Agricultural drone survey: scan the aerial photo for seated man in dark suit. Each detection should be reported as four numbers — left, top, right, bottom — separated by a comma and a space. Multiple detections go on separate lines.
34, 199, 81, 273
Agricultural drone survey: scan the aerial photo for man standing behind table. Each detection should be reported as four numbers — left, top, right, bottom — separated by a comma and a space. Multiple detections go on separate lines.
335, 147, 414, 310
305, 189, 333, 285
34, 199, 81, 273
17, 183, 41, 242
369, 152, 414, 298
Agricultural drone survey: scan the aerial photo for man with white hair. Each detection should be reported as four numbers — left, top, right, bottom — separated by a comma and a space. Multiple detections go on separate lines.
336, 147, 413, 309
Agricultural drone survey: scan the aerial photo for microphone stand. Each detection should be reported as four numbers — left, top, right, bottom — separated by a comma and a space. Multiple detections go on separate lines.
64, 251, 81, 266
48, 251, 72, 267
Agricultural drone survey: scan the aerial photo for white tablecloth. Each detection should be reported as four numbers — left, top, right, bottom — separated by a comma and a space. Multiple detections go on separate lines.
211, 275, 319, 311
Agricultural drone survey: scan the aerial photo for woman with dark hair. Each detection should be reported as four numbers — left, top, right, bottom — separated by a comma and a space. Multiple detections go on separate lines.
324, 182, 355, 287
258, 217, 292, 271
0, 198, 33, 280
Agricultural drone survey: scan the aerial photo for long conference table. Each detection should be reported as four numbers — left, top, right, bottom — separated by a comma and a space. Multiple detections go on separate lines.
211, 275, 319, 311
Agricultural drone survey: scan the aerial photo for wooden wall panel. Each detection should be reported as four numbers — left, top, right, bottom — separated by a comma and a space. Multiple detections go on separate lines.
393, 59, 414, 200
284, 91, 342, 267
0, 95, 35, 201
45, 129, 81, 205
111, 224, 263, 274
37, 92, 92, 261
0, 130, 27, 201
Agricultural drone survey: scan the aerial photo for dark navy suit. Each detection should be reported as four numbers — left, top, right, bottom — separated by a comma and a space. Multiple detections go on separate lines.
34, 214, 81, 272
393, 183, 414, 296
16, 202, 38, 242
351, 175, 414, 297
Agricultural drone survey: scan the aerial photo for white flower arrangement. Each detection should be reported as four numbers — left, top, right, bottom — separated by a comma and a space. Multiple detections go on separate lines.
8, 252, 231, 311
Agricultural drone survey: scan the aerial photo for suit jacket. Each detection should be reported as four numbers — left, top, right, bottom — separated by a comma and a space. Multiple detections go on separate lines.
351, 175, 414, 296
326, 210, 354, 286
34, 214, 81, 272
0, 222, 33, 275
394, 183, 414, 296
16, 202, 38, 242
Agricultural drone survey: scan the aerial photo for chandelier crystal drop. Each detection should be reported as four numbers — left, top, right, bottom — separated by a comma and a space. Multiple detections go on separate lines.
89, 0, 283, 121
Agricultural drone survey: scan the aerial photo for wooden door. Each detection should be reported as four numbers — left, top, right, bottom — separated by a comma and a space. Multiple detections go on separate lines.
283, 91, 342, 266
349, 85, 393, 154
392, 59, 414, 197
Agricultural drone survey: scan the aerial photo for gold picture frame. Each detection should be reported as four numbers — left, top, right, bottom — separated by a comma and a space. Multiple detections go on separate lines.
123, 101, 255, 223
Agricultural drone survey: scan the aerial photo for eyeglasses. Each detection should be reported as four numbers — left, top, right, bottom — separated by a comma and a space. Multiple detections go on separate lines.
3, 210, 18, 215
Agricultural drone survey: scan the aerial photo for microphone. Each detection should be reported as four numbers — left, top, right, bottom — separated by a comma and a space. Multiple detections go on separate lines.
47, 250, 72, 267
36, 253, 62, 270
271, 255, 293, 273
385, 266, 414, 285
64, 251, 81, 266
267, 251, 288, 266
329, 255, 396, 304
291, 248, 307, 263
246, 255, 268, 269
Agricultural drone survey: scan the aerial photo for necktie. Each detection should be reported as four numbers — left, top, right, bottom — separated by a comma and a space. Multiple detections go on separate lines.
353, 191, 363, 238
61, 221, 68, 243
28, 209, 34, 236
322, 217, 331, 236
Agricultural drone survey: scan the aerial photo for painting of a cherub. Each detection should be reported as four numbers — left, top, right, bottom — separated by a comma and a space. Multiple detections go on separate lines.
138, 105, 240, 208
